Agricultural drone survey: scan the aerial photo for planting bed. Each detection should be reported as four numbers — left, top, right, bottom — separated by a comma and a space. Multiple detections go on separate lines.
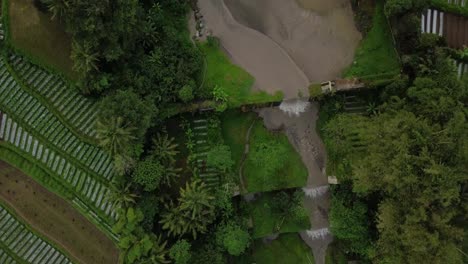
7, 54, 98, 138
0, 112, 117, 229
0, 57, 114, 180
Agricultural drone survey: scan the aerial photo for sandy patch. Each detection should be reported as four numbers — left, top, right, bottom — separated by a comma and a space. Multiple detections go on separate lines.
224, 0, 361, 83
198, 0, 310, 99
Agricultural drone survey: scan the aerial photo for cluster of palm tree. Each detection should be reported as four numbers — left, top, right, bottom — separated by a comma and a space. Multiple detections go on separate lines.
160, 180, 215, 239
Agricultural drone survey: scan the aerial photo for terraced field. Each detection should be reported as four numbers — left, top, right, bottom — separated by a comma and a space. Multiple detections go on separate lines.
0, 57, 113, 180
192, 117, 220, 189
0, 112, 117, 225
7, 54, 98, 138
0, 53, 118, 239
0, 204, 73, 264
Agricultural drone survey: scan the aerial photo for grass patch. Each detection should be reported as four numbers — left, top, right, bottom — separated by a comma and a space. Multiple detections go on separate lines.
344, 0, 400, 78
247, 192, 310, 239
199, 42, 283, 107
8, 0, 76, 79
243, 122, 308, 193
220, 110, 257, 170
237, 233, 315, 264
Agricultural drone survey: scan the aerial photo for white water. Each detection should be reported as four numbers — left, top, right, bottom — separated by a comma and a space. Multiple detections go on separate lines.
302, 185, 329, 198
306, 227, 330, 240
279, 99, 310, 116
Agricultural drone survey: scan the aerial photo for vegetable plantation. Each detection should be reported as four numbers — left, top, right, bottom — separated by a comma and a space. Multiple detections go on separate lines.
0, 204, 72, 264
0, 53, 118, 238
7, 54, 98, 138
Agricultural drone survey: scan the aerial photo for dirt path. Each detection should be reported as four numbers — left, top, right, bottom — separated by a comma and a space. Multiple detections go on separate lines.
258, 102, 332, 264
0, 160, 119, 264
197, 0, 310, 99
224, 0, 361, 83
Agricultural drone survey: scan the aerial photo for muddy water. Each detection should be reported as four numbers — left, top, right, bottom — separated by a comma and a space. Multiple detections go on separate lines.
224, 0, 361, 83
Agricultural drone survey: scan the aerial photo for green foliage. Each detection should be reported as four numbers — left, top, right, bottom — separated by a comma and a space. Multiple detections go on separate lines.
178, 85, 194, 103
96, 116, 137, 157
191, 244, 225, 264
160, 180, 215, 239
132, 159, 164, 192
137, 193, 159, 232
151, 133, 180, 165
244, 123, 308, 192
169, 240, 191, 264
239, 233, 314, 264
344, 1, 400, 77
246, 191, 310, 238
98, 90, 155, 142
329, 186, 371, 256
384, 0, 428, 17
216, 222, 251, 256
200, 42, 282, 107
206, 144, 234, 172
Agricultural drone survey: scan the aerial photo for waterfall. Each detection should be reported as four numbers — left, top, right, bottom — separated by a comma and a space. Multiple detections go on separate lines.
279, 99, 310, 116
302, 185, 329, 198
306, 228, 330, 240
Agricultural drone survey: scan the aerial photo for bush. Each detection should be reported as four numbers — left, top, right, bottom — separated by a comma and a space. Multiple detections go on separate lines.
178, 84, 194, 103
216, 222, 251, 256
207, 36, 220, 48
169, 240, 191, 264
132, 159, 164, 191
206, 145, 234, 172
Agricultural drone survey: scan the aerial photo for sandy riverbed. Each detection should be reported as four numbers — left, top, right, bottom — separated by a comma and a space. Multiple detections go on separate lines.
224, 0, 361, 83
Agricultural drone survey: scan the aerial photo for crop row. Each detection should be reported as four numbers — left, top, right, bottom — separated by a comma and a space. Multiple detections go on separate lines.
0, 205, 72, 264
8, 54, 98, 138
0, 112, 117, 222
0, 58, 114, 179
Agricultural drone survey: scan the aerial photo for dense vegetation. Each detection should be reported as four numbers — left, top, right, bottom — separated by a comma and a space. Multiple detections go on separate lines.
324, 0, 468, 263
1, 0, 466, 263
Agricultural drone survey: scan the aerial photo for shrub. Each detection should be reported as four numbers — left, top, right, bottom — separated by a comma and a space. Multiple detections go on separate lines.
169, 240, 191, 264
132, 159, 164, 191
178, 84, 194, 103
206, 145, 234, 172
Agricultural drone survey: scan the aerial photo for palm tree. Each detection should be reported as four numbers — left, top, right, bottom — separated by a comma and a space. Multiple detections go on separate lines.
107, 181, 139, 209
43, 0, 69, 20
71, 41, 99, 75
96, 117, 136, 156
179, 180, 214, 221
159, 202, 187, 237
152, 133, 179, 164
114, 154, 136, 176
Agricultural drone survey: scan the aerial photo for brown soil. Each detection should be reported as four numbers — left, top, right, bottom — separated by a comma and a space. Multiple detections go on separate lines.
0, 160, 119, 264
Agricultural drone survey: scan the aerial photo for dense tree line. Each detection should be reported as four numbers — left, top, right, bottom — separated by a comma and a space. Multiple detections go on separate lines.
325, 1, 468, 262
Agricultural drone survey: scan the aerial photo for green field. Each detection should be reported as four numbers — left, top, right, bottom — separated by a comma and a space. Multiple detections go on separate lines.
7, 0, 76, 78
237, 233, 315, 264
220, 110, 257, 170
243, 122, 308, 193
343, 1, 400, 78
200, 42, 283, 107
247, 192, 310, 238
